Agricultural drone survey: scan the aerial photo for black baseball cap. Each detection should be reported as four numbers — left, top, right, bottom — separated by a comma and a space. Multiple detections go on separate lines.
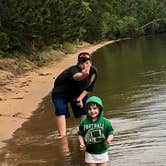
78, 52, 91, 63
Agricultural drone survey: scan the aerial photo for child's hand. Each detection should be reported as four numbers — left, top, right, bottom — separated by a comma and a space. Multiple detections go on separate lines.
104, 139, 112, 145
105, 135, 114, 145
80, 144, 86, 151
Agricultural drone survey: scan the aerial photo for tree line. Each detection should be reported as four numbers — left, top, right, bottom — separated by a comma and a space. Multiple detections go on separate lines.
0, 0, 166, 55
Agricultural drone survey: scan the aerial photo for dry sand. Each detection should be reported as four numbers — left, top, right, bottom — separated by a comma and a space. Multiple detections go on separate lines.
0, 40, 115, 149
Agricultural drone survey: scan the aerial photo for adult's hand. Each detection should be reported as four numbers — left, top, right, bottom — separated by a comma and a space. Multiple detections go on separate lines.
76, 98, 83, 108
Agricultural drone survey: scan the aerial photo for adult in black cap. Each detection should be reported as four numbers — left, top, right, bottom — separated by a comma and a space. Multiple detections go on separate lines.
52, 52, 97, 138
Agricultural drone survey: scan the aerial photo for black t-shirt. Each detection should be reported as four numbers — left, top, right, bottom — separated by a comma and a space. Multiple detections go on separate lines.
52, 65, 97, 101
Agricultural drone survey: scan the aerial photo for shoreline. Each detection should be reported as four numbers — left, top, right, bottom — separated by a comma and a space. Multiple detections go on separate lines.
0, 40, 115, 150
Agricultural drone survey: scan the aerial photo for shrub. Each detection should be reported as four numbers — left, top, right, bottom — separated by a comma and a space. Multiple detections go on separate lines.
0, 32, 9, 51
63, 42, 75, 54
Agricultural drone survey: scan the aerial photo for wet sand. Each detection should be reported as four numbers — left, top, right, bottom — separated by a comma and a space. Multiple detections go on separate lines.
0, 40, 115, 149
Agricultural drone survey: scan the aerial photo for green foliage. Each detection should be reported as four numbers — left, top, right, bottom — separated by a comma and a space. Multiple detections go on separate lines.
15, 57, 26, 69
0, 32, 9, 51
118, 16, 139, 37
0, 50, 5, 57
63, 42, 76, 54
30, 53, 45, 67
0, 0, 165, 55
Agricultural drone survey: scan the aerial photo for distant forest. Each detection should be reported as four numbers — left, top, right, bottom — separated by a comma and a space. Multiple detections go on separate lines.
0, 0, 166, 54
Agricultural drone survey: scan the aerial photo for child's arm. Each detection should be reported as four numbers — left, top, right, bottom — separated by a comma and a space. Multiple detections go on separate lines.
105, 135, 114, 145
78, 135, 86, 150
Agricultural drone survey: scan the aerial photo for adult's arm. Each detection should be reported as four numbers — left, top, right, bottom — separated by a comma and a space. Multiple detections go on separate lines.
73, 67, 90, 81
76, 90, 88, 108
73, 60, 91, 81
85, 67, 97, 92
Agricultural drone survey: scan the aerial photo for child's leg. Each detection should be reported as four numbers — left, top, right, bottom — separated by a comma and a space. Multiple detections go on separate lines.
87, 163, 107, 166
97, 162, 107, 166
87, 163, 97, 166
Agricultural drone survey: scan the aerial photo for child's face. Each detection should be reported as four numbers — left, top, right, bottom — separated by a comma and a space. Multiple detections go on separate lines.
87, 103, 100, 120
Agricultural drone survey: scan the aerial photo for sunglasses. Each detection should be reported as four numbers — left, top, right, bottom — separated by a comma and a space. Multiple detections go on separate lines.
79, 54, 90, 59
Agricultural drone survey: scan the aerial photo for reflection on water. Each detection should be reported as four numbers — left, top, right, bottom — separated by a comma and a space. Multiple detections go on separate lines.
0, 97, 85, 166
92, 34, 166, 166
0, 34, 166, 166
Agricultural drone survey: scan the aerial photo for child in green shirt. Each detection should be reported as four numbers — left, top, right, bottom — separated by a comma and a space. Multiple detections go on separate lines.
78, 96, 115, 166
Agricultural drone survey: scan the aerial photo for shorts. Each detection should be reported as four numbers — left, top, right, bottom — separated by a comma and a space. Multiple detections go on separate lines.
85, 151, 109, 164
52, 97, 88, 118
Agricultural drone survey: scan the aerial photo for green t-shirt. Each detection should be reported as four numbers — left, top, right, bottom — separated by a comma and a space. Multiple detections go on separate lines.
78, 116, 115, 154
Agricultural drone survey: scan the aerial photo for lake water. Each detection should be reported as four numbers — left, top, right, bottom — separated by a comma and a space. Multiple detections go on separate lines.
0, 34, 166, 166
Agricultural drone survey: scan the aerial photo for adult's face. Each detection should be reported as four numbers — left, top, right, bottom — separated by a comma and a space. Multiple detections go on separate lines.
79, 60, 92, 70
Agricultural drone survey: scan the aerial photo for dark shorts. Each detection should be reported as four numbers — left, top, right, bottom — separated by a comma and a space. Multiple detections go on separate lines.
52, 97, 88, 118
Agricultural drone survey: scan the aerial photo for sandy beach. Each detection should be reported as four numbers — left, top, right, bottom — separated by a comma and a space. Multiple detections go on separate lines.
0, 40, 115, 149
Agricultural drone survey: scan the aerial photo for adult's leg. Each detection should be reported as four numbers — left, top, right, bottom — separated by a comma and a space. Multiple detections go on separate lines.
59, 136, 72, 164
55, 115, 66, 138
52, 98, 69, 138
